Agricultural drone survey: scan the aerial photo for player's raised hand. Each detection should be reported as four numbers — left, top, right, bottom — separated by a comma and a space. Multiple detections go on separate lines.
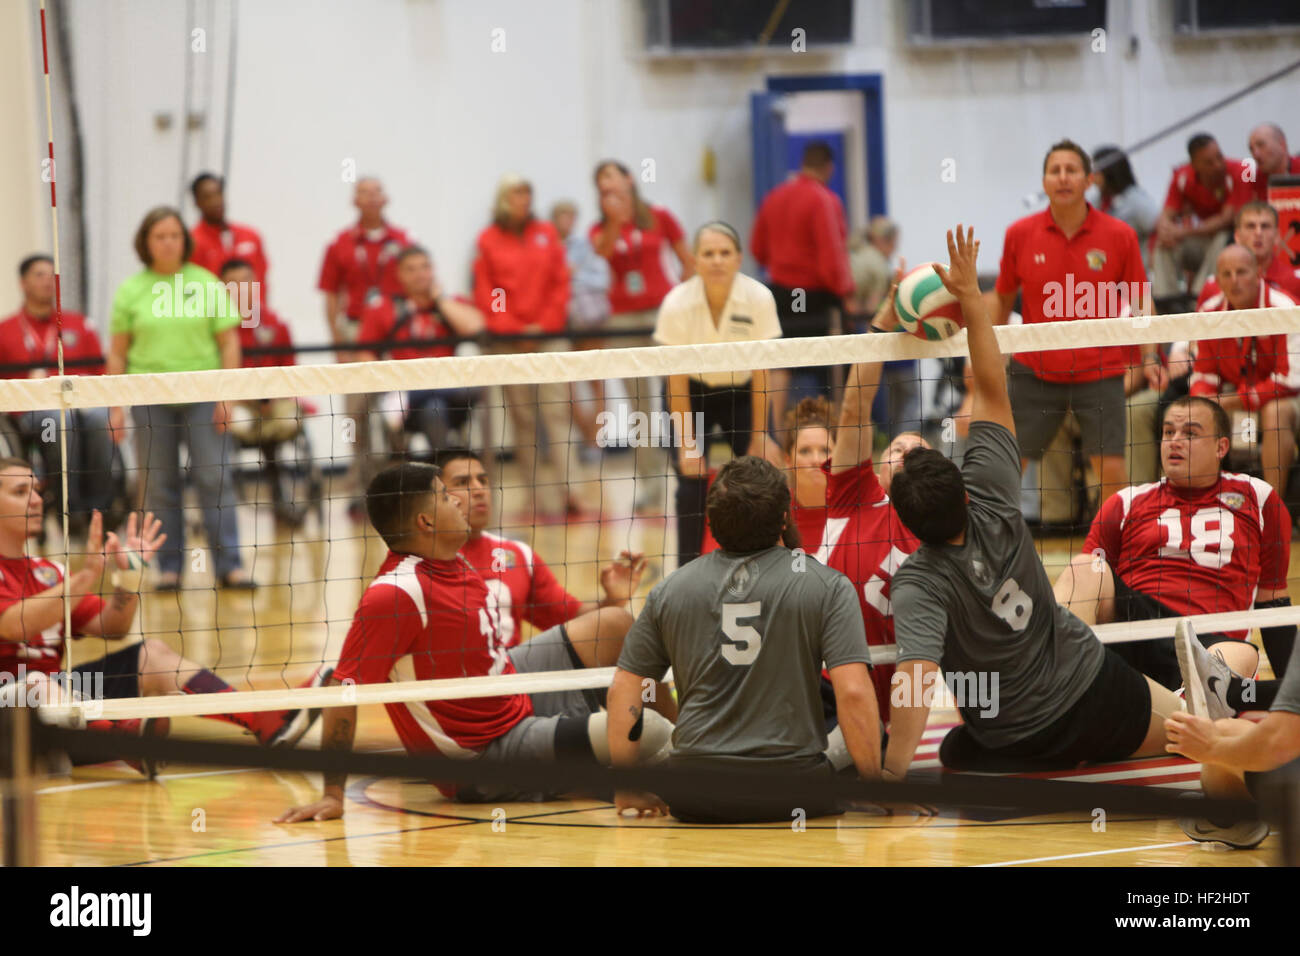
614, 790, 669, 818
869, 258, 907, 332
932, 225, 981, 300
125, 511, 166, 567
601, 550, 647, 604
81, 509, 107, 580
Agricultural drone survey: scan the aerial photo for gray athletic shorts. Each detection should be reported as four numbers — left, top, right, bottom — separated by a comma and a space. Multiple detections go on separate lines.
1008, 359, 1127, 459
456, 625, 600, 803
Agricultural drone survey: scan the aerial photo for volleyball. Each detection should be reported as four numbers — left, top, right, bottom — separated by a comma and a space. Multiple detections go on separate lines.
894, 262, 965, 341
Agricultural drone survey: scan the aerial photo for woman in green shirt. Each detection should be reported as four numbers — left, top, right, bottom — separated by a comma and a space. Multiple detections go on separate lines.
108, 207, 253, 590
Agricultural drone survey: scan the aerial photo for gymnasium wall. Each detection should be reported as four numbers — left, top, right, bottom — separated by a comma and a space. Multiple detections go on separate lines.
26, 0, 1300, 353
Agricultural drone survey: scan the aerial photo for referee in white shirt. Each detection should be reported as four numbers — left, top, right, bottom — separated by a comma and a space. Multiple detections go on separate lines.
654, 222, 783, 569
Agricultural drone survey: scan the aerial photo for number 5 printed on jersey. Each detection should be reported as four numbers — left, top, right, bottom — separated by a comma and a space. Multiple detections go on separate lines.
721, 602, 763, 665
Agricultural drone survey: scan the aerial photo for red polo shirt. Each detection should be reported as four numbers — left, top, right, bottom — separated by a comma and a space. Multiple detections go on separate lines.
588, 206, 685, 315
317, 221, 412, 321
474, 220, 569, 335
191, 220, 269, 295
1162, 159, 1252, 221
1197, 250, 1300, 307
1246, 155, 1300, 203
750, 173, 853, 297
358, 294, 463, 360
0, 309, 104, 378
996, 204, 1148, 382
238, 307, 294, 369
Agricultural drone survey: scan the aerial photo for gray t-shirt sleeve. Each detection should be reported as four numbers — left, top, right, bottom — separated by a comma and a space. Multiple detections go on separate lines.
820, 573, 872, 670
962, 421, 1024, 516
1270, 640, 1300, 716
891, 574, 948, 664
616, 588, 671, 680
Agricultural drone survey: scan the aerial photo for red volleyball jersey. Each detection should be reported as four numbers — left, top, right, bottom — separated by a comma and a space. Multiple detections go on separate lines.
191, 220, 269, 294
334, 551, 532, 788
1084, 474, 1291, 640
0, 556, 104, 676
814, 460, 920, 704
458, 532, 582, 648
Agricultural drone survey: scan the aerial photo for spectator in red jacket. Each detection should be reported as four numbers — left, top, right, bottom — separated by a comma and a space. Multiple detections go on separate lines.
0, 254, 112, 527
474, 174, 573, 522
359, 246, 485, 455
1246, 123, 1300, 204
1154, 133, 1253, 298
1191, 244, 1300, 500
590, 160, 693, 515
190, 173, 269, 300
317, 177, 412, 516
750, 141, 854, 427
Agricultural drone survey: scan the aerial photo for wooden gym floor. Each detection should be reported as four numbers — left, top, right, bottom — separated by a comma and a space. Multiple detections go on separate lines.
23, 454, 1295, 867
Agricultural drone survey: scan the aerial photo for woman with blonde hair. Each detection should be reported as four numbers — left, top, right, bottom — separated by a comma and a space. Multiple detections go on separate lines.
473, 174, 574, 523
590, 160, 694, 513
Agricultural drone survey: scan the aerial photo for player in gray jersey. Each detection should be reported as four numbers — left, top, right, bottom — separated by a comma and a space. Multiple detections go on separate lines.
608, 455, 882, 822
883, 226, 1186, 779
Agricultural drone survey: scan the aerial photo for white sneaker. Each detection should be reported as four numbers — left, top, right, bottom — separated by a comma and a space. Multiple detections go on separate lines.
1174, 620, 1234, 720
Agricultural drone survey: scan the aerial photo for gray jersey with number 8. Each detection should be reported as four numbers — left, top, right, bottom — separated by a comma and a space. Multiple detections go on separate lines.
890, 421, 1105, 748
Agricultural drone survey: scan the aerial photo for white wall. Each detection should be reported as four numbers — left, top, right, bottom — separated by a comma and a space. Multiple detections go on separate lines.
38, 0, 1300, 355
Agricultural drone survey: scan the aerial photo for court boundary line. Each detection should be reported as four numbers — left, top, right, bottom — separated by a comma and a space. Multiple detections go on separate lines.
974, 840, 1201, 866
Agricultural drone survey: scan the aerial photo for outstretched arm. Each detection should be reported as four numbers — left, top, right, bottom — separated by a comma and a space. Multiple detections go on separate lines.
934, 226, 1013, 435
831, 272, 903, 473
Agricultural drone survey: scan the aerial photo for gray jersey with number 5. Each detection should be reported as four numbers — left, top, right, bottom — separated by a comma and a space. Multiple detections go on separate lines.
617, 546, 870, 763
891, 421, 1105, 748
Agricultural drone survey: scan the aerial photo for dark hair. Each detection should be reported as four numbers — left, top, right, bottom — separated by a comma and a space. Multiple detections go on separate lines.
431, 447, 484, 471
18, 254, 53, 278
190, 172, 223, 200
782, 396, 835, 455
0, 457, 34, 473
706, 456, 790, 553
593, 160, 654, 231
1165, 396, 1231, 449
1042, 139, 1091, 175
801, 142, 834, 169
1235, 200, 1279, 229
133, 206, 193, 267
218, 258, 255, 277
395, 245, 431, 269
365, 462, 440, 550
1187, 132, 1217, 159
889, 447, 968, 546
1091, 145, 1137, 196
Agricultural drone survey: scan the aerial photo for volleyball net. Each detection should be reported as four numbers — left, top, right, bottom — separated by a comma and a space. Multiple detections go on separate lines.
0, 305, 1297, 731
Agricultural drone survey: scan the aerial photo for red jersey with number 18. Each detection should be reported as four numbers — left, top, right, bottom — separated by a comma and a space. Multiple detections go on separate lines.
1083, 474, 1291, 639
814, 460, 919, 704
334, 551, 532, 778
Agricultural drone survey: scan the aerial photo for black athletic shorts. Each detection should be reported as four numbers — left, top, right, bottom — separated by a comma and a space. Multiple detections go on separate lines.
1109, 576, 1231, 691
663, 753, 842, 824
67, 642, 143, 700
938, 649, 1152, 773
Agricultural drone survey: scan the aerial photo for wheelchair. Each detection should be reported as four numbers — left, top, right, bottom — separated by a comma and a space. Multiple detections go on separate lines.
226, 398, 325, 529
